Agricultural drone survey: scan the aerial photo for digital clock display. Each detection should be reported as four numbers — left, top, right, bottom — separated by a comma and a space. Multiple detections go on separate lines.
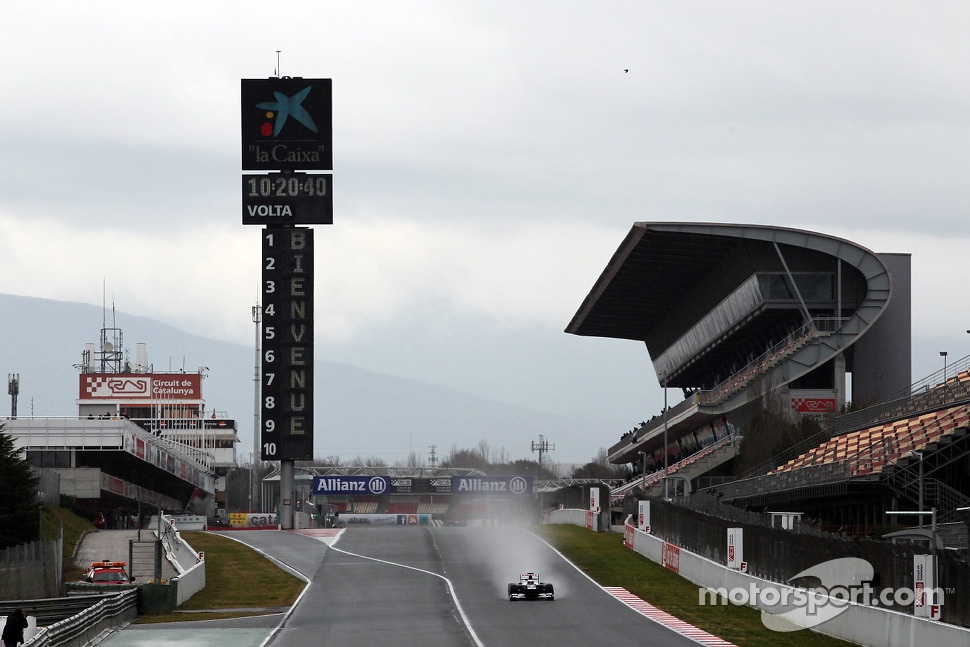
246, 174, 329, 198
242, 172, 333, 225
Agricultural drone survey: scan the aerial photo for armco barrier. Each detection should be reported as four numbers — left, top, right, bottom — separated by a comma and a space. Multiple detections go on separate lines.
623, 519, 970, 647
24, 588, 138, 647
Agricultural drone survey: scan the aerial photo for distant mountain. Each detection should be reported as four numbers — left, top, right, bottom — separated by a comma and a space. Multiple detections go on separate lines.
0, 294, 621, 468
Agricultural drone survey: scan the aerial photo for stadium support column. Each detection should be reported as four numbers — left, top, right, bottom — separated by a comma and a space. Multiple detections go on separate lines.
281, 460, 294, 530
834, 353, 846, 411
662, 379, 668, 500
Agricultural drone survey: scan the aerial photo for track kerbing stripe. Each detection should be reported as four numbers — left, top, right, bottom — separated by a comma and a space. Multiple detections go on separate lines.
603, 587, 738, 647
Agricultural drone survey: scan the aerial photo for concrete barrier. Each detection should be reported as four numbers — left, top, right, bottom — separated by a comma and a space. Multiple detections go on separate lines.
546, 508, 592, 529
623, 519, 970, 647
152, 515, 205, 605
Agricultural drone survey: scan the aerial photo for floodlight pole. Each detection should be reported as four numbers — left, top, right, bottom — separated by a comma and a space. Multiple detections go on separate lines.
941, 351, 949, 403
918, 451, 924, 528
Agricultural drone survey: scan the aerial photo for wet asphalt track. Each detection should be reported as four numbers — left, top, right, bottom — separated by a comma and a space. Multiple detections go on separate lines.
230, 525, 706, 647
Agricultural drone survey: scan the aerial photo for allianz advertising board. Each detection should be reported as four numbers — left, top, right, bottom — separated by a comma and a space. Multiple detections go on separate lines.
451, 475, 532, 495
312, 475, 533, 496
313, 476, 389, 495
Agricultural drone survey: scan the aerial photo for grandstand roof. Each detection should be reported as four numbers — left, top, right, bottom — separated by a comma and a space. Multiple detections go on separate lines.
567, 222, 892, 382
568, 222, 906, 467
566, 224, 741, 343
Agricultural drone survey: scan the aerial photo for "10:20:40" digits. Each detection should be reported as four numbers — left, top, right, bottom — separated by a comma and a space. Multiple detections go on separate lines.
246, 175, 328, 198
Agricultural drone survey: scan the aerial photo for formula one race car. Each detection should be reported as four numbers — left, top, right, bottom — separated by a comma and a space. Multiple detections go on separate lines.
508, 572, 554, 601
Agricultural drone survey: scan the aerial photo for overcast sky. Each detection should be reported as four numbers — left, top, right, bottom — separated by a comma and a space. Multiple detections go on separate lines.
3, 2, 970, 463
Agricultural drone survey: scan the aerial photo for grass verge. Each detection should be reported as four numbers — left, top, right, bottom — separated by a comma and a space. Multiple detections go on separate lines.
534, 525, 856, 647
43, 504, 93, 558
134, 531, 305, 623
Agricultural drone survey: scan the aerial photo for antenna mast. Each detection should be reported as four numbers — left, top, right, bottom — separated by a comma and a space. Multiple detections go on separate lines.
531, 435, 555, 476
8, 374, 19, 419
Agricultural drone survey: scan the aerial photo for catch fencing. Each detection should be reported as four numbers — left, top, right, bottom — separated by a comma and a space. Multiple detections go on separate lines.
648, 496, 970, 627
0, 529, 63, 599
0, 470, 63, 598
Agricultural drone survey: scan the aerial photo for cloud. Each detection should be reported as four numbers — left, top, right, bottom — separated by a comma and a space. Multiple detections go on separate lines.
0, 207, 622, 346
4, 1, 970, 458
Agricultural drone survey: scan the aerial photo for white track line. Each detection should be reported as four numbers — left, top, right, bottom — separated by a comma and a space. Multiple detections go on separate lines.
531, 529, 737, 647
327, 540, 486, 647
214, 531, 313, 647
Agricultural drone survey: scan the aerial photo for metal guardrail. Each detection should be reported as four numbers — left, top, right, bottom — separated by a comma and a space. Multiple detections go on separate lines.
1, 594, 118, 627
17, 589, 138, 647
24, 588, 138, 647
901, 353, 970, 401
695, 317, 842, 406
611, 433, 738, 502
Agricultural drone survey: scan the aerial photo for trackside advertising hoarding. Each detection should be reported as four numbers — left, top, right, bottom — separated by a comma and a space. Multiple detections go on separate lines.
241, 78, 333, 171
311, 476, 534, 496
313, 476, 389, 495
79, 373, 202, 400
313, 476, 532, 496
451, 475, 532, 495
388, 477, 453, 494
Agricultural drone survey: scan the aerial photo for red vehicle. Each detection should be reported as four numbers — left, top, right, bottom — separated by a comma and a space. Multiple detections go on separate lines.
84, 561, 131, 584
93, 512, 106, 529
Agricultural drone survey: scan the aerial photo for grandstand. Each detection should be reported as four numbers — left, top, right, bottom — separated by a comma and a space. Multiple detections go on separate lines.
563, 223, 970, 536
713, 365, 970, 532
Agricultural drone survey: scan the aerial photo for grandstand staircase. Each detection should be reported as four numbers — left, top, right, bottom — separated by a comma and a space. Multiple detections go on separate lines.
699, 322, 827, 407
641, 439, 740, 498
882, 428, 970, 524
